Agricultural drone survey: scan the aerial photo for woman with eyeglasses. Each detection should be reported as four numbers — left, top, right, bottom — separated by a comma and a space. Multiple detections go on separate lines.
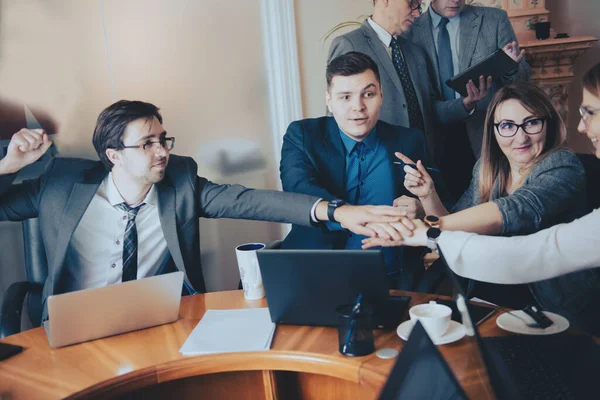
394, 82, 586, 308
364, 63, 600, 334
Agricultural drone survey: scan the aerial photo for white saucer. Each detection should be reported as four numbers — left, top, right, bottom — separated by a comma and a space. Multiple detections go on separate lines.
396, 320, 466, 345
496, 311, 569, 335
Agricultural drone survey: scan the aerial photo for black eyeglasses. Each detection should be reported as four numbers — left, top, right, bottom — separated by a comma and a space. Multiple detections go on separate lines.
122, 137, 175, 153
494, 118, 546, 138
409, 0, 422, 14
579, 106, 598, 127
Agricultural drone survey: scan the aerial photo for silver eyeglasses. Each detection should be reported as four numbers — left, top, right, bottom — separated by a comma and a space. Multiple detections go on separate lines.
494, 118, 545, 138
122, 137, 175, 153
579, 106, 598, 127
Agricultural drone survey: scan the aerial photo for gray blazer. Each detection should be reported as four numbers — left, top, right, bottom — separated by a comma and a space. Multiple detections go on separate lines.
0, 155, 319, 318
452, 149, 587, 235
450, 149, 597, 327
328, 20, 469, 163
407, 5, 531, 155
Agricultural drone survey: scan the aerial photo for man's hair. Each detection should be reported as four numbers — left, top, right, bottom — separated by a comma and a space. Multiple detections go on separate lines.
326, 52, 381, 89
92, 100, 163, 170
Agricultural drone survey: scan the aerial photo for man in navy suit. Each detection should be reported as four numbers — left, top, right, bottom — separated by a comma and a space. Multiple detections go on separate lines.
280, 52, 447, 291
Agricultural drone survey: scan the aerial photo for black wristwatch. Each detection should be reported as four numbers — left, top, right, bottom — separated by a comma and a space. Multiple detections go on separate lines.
426, 227, 442, 251
424, 215, 440, 228
327, 199, 346, 222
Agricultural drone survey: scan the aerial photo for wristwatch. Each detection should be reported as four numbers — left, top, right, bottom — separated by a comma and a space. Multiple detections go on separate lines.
426, 227, 442, 251
424, 215, 440, 228
327, 199, 346, 222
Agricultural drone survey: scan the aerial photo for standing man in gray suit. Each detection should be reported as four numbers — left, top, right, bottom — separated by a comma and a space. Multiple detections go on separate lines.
328, 0, 490, 202
407, 0, 530, 198
0, 100, 407, 320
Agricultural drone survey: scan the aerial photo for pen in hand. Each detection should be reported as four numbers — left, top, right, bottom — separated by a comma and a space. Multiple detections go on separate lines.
393, 161, 440, 173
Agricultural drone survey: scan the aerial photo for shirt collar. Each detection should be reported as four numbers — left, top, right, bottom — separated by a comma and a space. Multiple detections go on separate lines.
104, 171, 157, 208
429, 6, 460, 28
338, 126, 378, 155
367, 18, 394, 48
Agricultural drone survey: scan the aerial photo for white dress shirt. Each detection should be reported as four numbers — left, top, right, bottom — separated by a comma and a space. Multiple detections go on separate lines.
440, 208, 600, 284
368, 18, 403, 60
63, 173, 173, 292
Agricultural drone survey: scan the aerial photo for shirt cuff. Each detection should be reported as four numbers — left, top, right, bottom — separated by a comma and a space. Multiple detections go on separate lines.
310, 198, 323, 223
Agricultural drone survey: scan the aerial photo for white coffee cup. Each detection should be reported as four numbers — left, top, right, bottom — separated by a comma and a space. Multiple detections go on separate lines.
409, 301, 452, 339
235, 243, 266, 300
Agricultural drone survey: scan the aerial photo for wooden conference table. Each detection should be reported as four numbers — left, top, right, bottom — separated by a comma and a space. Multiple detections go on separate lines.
0, 290, 511, 399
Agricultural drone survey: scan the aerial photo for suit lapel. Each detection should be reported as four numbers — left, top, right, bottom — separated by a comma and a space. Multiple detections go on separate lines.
51, 164, 106, 290
325, 118, 347, 196
156, 179, 186, 273
459, 6, 483, 72
414, 11, 441, 93
361, 21, 406, 102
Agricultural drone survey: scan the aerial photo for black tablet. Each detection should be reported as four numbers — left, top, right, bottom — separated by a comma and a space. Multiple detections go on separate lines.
446, 49, 518, 97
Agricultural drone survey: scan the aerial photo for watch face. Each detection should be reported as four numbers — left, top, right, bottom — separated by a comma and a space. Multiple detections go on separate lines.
331, 199, 345, 207
426, 215, 440, 223
427, 227, 442, 239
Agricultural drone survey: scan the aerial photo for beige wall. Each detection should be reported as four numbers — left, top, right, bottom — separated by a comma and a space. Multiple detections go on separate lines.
545, 0, 600, 153
0, 0, 283, 301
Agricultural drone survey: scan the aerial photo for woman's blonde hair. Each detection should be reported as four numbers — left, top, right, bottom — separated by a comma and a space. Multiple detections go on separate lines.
478, 82, 567, 203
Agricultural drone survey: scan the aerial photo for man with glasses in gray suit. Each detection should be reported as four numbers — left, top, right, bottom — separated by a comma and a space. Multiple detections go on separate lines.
0, 100, 407, 321
407, 0, 530, 198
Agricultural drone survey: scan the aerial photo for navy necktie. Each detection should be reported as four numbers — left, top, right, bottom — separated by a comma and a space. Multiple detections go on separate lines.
117, 202, 145, 282
390, 37, 425, 132
437, 17, 456, 101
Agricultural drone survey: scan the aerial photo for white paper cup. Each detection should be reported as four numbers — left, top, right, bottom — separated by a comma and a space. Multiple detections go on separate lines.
409, 301, 452, 339
235, 243, 266, 300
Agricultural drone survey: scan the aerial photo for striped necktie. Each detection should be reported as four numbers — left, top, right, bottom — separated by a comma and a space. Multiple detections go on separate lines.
117, 202, 145, 282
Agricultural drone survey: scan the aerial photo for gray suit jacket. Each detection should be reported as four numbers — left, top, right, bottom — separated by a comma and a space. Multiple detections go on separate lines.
0, 155, 319, 319
407, 5, 531, 155
328, 20, 469, 164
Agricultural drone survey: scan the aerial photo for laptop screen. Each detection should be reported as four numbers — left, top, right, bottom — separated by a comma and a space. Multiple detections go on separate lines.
378, 321, 468, 400
436, 249, 519, 400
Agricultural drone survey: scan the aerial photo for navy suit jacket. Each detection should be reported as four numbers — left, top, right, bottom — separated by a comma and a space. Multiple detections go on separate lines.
280, 117, 444, 253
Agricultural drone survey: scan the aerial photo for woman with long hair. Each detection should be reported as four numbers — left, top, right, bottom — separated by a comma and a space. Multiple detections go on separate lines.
364, 63, 600, 334
396, 82, 585, 237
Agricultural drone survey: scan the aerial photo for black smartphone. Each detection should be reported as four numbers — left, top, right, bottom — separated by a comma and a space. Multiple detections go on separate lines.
433, 298, 496, 326
0, 342, 24, 361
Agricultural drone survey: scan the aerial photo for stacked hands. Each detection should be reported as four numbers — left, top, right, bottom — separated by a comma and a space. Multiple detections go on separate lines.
361, 152, 436, 249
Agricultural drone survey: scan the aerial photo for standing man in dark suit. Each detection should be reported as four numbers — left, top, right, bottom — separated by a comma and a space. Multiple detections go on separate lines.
0, 100, 408, 320
280, 52, 447, 291
327, 0, 488, 178
407, 0, 530, 198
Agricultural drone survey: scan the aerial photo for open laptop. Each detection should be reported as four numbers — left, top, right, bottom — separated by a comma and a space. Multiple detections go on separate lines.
378, 321, 468, 400
257, 250, 410, 329
44, 271, 184, 348
380, 249, 600, 399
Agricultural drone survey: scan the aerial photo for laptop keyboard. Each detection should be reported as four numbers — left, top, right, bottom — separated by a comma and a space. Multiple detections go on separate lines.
482, 335, 596, 400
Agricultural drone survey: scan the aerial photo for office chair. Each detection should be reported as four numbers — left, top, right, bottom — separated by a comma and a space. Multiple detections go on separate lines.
238, 239, 282, 290
577, 153, 600, 211
0, 218, 47, 338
